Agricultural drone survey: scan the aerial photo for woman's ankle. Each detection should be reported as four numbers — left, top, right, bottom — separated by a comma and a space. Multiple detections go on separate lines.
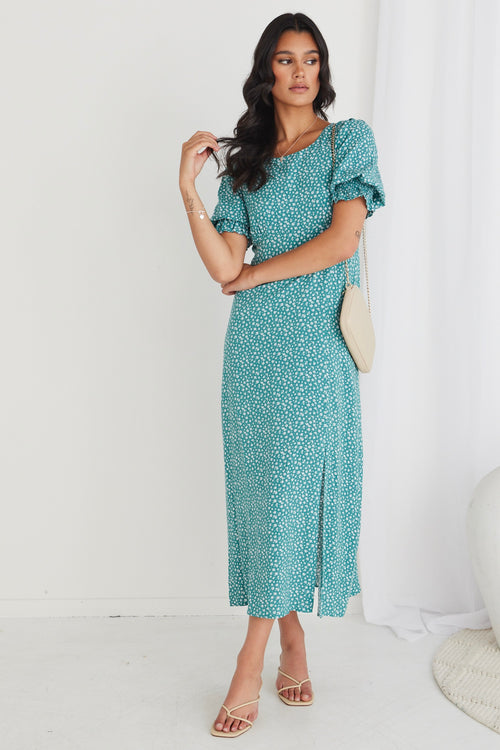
236, 648, 264, 676
278, 615, 305, 652
280, 638, 306, 655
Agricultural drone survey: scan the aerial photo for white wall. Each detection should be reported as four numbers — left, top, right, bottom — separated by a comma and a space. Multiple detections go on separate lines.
0, 0, 380, 616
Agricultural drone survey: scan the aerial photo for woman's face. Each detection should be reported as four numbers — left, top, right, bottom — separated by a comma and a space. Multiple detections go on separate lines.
270, 30, 321, 109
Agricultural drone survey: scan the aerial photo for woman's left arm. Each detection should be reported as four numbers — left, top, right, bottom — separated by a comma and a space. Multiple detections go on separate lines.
221, 196, 368, 294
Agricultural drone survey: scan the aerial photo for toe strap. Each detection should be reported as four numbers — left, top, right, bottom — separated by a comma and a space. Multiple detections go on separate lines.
277, 667, 311, 692
221, 696, 260, 726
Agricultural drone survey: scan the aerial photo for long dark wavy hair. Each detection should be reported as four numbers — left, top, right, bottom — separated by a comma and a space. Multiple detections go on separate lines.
213, 13, 336, 193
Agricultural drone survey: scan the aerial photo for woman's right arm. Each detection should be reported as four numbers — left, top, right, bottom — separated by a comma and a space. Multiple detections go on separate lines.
179, 131, 247, 285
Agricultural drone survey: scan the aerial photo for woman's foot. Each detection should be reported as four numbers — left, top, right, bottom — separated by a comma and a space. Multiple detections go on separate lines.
276, 622, 313, 702
213, 655, 263, 734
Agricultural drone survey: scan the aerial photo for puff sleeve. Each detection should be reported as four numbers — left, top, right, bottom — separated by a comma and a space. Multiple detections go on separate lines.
330, 118, 386, 218
211, 174, 252, 248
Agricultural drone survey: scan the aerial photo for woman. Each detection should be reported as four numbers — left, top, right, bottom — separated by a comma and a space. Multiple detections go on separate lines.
179, 12, 385, 738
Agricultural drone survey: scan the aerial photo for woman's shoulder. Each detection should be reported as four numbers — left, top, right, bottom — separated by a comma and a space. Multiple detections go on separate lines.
334, 117, 375, 143
332, 118, 378, 164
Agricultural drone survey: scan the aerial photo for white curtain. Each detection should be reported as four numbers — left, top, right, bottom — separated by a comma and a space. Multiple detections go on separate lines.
359, 0, 500, 641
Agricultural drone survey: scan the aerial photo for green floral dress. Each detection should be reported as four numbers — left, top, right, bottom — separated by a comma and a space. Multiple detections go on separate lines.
211, 119, 386, 618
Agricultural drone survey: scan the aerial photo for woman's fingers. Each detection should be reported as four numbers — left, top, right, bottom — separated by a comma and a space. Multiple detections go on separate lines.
179, 130, 220, 183
182, 131, 220, 154
192, 130, 219, 142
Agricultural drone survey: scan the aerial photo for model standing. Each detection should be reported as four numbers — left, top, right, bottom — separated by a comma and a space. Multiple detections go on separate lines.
179, 12, 385, 738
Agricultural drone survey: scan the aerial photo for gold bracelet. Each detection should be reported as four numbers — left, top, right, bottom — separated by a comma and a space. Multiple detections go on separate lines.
186, 209, 207, 220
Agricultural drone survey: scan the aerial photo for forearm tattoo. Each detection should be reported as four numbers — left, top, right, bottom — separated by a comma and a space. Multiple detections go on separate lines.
185, 190, 195, 211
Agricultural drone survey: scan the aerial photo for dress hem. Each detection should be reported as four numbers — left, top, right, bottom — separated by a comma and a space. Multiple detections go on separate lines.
228, 585, 361, 619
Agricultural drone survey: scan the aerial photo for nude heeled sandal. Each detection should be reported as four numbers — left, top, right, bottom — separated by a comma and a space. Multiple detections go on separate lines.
277, 667, 314, 705
210, 695, 260, 737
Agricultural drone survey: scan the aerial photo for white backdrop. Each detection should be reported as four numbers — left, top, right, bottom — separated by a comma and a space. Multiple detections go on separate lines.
359, 0, 500, 640
0, 0, 379, 617
1, 0, 498, 642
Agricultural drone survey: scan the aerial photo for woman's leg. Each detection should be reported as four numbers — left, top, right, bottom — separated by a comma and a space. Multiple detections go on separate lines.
276, 611, 313, 702
213, 615, 275, 733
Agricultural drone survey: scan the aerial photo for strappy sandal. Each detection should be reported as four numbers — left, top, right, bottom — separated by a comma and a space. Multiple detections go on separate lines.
277, 667, 314, 706
210, 695, 260, 737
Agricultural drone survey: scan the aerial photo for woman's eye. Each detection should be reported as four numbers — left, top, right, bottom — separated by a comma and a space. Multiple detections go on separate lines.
276, 57, 319, 65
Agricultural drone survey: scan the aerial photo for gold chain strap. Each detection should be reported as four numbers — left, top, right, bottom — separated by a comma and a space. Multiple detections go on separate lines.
331, 124, 372, 316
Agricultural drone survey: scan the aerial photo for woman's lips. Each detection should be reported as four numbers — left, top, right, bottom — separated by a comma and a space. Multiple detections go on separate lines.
289, 85, 309, 92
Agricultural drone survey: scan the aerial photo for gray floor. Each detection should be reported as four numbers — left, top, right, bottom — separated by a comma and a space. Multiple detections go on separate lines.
0, 613, 497, 749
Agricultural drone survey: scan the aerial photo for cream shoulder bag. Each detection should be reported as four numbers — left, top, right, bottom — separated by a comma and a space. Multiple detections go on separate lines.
331, 124, 375, 373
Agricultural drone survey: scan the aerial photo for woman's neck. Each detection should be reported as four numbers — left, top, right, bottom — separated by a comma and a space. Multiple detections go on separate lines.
273, 105, 319, 144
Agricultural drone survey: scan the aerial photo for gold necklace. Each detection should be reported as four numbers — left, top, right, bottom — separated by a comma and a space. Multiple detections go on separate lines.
276, 115, 319, 161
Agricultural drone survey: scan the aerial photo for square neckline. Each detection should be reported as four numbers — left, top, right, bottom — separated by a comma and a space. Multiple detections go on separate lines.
271, 121, 334, 161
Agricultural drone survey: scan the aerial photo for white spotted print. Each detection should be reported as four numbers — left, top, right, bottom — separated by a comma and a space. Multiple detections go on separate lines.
211, 119, 386, 618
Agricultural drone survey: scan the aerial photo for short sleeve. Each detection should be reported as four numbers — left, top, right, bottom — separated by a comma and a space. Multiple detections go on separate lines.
330, 118, 386, 218
210, 174, 252, 248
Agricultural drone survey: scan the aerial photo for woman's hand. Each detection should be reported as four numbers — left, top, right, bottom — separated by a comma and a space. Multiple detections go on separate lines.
179, 131, 220, 186
221, 264, 258, 294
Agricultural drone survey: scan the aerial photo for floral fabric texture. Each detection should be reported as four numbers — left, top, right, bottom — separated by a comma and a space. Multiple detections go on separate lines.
211, 119, 386, 618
